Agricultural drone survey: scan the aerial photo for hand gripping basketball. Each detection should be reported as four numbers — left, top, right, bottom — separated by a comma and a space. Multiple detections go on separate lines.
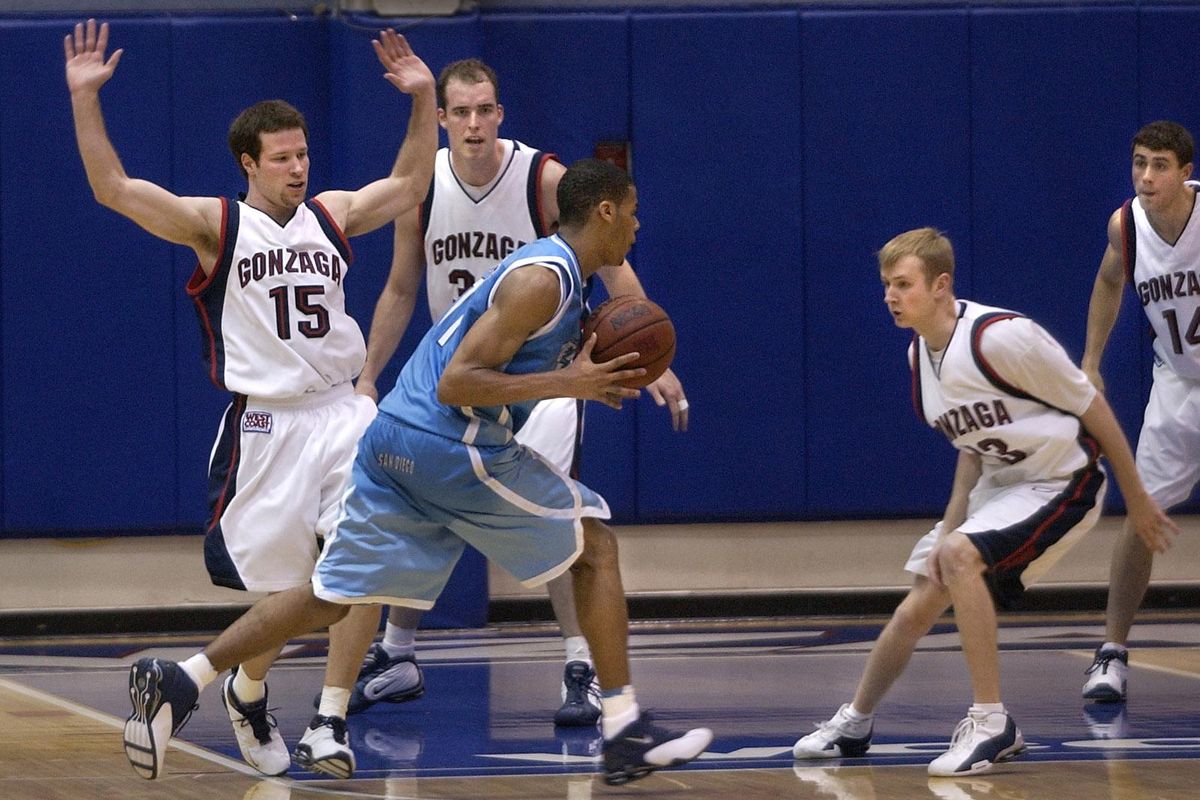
582, 296, 677, 389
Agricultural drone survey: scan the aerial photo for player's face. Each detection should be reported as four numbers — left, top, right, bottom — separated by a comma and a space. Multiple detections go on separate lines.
245, 128, 309, 211
439, 78, 503, 160
1132, 145, 1193, 213
881, 256, 939, 330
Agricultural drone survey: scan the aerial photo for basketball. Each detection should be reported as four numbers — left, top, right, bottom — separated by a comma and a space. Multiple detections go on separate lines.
582, 295, 676, 388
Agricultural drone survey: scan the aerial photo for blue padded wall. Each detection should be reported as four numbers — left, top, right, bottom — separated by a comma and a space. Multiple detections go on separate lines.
631, 11, 805, 519
2, 19, 177, 533
801, 9, 971, 516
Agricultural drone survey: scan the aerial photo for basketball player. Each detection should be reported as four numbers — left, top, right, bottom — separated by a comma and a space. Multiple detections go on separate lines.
119, 159, 713, 785
335, 58, 689, 726
1079, 121, 1193, 703
64, 19, 438, 779
791, 228, 1174, 776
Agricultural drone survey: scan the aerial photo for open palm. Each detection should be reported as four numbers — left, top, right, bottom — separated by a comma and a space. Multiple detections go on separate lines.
372, 29, 434, 96
64, 18, 122, 94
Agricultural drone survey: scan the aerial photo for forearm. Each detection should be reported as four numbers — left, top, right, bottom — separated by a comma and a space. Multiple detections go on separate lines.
597, 260, 646, 298
70, 89, 127, 206
360, 290, 417, 387
1081, 272, 1123, 373
1080, 393, 1148, 505
438, 365, 569, 408
390, 86, 437, 197
942, 452, 982, 533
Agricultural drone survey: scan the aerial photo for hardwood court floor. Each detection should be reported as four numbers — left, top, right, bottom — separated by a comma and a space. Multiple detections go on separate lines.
1, 611, 1198, 799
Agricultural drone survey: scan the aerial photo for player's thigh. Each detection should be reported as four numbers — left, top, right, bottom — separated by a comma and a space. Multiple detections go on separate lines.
1137, 365, 1200, 508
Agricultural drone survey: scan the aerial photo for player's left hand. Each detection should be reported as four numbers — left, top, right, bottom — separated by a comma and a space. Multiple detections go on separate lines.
645, 367, 688, 432
1126, 492, 1179, 554
372, 29, 434, 95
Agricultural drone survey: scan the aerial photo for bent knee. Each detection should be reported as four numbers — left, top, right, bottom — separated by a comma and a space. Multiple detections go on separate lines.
937, 533, 986, 581
573, 519, 619, 571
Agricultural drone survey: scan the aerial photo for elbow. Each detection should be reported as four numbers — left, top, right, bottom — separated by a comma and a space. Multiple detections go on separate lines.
437, 373, 462, 406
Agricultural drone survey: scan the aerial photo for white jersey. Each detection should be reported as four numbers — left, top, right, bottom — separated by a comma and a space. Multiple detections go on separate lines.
911, 300, 1098, 487
421, 139, 556, 321
1123, 181, 1200, 379
188, 198, 366, 399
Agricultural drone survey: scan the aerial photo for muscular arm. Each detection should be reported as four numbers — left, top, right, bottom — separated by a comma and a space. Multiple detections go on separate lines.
1081, 209, 1128, 391
316, 30, 438, 238
357, 207, 425, 402
66, 20, 221, 268
438, 265, 643, 409
1080, 392, 1178, 552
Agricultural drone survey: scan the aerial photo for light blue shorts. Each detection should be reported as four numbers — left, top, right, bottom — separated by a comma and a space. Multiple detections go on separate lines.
313, 412, 610, 607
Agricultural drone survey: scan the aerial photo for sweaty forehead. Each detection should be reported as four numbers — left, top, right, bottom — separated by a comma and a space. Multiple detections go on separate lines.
258, 128, 308, 155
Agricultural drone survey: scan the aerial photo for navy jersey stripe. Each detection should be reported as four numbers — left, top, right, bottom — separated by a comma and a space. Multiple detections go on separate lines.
910, 333, 924, 421
307, 198, 354, 266
969, 312, 1075, 415
203, 395, 248, 590
527, 150, 559, 238
419, 173, 435, 238
1121, 198, 1136, 285
187, 198, 239, 390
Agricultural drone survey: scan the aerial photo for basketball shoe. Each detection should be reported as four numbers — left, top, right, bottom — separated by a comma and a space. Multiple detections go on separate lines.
315, 643, 424, 715
123, 657, 199, 780
555, 660, 601, 727
1081, 644, 1128, 703
601, 711, 713, 785
294, 714, 355, 778
792, 704, 873, 759
927, 709, 1025, 777
221, 669, 289, 776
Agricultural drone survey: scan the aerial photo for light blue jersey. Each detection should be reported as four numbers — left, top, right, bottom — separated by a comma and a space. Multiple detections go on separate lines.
314, 234, 609, 607
379, 234, 584, 445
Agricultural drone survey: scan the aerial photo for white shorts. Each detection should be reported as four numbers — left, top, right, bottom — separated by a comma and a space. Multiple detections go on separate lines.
514, 396, 582, 475
905, 461, 1107, 608
1136, 361, 1200, 509
203, 383, 377, 592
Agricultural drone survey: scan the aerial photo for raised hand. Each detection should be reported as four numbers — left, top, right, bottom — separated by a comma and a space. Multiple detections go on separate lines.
64, 19, 123, 95
372, 29, 434, 96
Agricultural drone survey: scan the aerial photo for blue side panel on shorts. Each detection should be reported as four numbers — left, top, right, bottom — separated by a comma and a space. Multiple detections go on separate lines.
802, 9, 970, 516
0, 19, 177, 533
631, 10, 805, 519
482, 13, 638, 516
171, 15, 332, 528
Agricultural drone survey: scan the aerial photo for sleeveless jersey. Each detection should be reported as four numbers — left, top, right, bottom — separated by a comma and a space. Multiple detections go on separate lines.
187, 198, 365, 399
380, 234, 584, 446
1121, 180, 1200, 379
421, 139, 556, 321
911, 300, 1097, 487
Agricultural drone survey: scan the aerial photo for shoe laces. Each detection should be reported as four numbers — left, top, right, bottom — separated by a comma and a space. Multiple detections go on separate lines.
947, 715, 979, 750
1085, 649, 1124, 675
563, 663, 600, 704
233, 700, 280, 745
313, 714, 349, 744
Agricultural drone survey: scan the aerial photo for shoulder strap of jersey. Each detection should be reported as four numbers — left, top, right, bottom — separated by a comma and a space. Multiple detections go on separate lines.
527, 149, 560, 238
306, 198, 354, 266
910, 333, 925, 422
1120, 197, 1136, 285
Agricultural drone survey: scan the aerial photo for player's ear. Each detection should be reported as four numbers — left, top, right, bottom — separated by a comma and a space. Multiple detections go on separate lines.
240, 152, 256, 177
496, 103, 504, 126
1183, 160, 1194, 181
437, 107, 448, 130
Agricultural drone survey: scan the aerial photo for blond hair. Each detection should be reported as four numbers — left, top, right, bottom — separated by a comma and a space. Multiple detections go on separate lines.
877, 227, 955, 285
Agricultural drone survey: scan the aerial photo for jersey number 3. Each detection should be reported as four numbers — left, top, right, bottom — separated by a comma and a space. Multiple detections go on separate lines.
269, 284, 330, 340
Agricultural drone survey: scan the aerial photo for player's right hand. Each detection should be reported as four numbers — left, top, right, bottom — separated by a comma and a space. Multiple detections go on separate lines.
567, 333, 644, 410
65, 19, 123, 94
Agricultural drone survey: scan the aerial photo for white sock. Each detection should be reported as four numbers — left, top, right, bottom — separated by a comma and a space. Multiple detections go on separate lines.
232, 666, 266, 703
1102, 641, 1127, 653
564, 635, 591, 664
844, 703, 872, 721
970, 703, 1007, 731
179, 654, 218, 692
600, 686, 639, 739
318, 686, 351, 719
382, 623, 417, 657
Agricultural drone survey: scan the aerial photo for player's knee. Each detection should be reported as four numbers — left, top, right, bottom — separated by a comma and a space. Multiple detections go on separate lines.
937, 535, 985, 583
575, 520, 619, 572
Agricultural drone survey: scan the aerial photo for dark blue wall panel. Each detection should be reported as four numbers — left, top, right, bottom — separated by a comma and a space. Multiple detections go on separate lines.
2, 19, 177, 532
802, 9, 971, 516
631, 10, 805, 519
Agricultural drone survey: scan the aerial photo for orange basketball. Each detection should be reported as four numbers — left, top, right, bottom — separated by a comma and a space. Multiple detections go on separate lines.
582, 295, 676, 389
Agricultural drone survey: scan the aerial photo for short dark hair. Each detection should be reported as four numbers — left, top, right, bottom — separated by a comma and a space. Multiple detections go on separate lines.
1132, 120, 1195, 168
557, 159, 634, 227
227, 100, 308, 179
437, 58, 499, 109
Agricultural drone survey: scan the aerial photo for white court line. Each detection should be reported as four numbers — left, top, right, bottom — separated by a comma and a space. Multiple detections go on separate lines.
1064, 649, 1200, 682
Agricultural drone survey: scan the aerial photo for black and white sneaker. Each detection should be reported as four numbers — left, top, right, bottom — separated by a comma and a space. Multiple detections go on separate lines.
314, 644, 424, 715
221, 670, 289, 776
1082, 644, 1128, 703
601, 711, 712, 785
927, 709, 1026, 777
554, 660, 601, 727
123, 657, 199, 780
294, 714, 355, 779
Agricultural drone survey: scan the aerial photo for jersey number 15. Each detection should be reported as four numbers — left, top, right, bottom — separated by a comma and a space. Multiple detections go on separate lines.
269, 284, 330, 339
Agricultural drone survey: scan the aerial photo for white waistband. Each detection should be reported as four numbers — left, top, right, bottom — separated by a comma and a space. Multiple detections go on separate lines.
244, 381, 354, 409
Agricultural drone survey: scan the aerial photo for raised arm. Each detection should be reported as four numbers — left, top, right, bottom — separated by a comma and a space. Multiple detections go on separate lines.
317, 29, 437, 238
438, 265, 644, 409
356, 207, 426, 402
1080, 209, 1128, 392
65, 20, 221, 267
